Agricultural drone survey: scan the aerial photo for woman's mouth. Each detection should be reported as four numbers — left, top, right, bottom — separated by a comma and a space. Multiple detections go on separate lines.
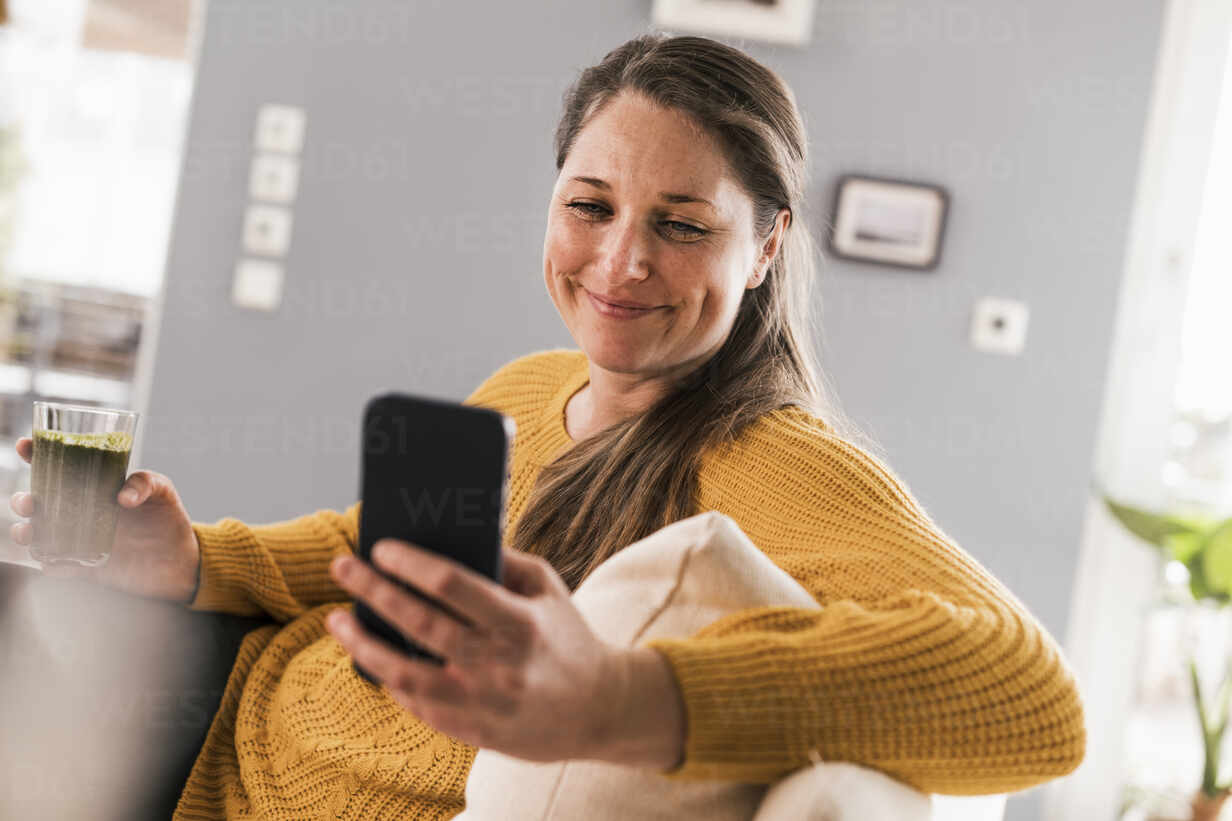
585, 290, 662, 319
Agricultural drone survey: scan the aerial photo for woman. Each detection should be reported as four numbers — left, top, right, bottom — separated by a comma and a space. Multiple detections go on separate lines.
8, 34, 1085, 819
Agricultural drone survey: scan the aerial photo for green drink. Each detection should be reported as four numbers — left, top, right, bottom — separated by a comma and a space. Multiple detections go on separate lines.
29, 402, 139, 567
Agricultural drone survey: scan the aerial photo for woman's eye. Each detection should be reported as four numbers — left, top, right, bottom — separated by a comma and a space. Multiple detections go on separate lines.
662, 221, 706, 238
565, 201, 607, 217
564, 202, 706, 240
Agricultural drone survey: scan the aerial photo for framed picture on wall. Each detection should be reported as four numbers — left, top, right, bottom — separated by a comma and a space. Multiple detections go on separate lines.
651, 0, 817, 46
827, 175, 950, 270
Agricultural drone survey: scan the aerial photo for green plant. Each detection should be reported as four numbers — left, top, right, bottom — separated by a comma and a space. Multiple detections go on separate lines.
1102, 493, 1230, 602
1102, 487, 1232, 815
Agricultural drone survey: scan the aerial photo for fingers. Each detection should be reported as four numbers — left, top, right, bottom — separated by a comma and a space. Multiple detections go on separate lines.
10, 470, 174, 510
368, 539, 530, 633
499, 548, 564, 597
118, 470, 166, 506
10, 491, 32, 518
5, 516, 96, 580
331, 554, 477, 664
325, 607, 462, 703
9, 443, 34, 541
10, 491, 31, 544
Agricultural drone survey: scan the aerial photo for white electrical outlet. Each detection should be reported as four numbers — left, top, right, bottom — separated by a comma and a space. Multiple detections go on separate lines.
254, 104, 306, 154
242, 205, 293, 257
970, 297, 1029, 355
232, 258, 284, 311
249, 153, 300, 203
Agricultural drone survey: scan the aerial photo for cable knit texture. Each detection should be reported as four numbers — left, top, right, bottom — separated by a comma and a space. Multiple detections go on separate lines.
173, 349, 1086, 819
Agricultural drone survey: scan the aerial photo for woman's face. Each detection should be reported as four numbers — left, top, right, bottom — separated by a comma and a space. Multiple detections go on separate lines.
543, 91, 787, 381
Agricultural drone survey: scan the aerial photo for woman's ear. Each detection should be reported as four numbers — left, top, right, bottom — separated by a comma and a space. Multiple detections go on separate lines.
748, 208, 792, 289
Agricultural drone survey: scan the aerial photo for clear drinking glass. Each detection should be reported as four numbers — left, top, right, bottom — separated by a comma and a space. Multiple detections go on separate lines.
29, 401, 139, 567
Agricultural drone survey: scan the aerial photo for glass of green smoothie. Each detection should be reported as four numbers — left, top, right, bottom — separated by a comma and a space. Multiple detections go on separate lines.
29, 401, 139, 568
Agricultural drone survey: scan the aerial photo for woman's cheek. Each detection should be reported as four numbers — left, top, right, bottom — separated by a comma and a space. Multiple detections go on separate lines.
664, 247, 723, 299
547, 223, 591, 274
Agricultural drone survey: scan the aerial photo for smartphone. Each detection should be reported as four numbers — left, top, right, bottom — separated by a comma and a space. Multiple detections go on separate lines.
353, 392, 515, 684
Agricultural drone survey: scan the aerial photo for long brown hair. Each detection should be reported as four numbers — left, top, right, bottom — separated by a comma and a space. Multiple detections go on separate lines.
511, 33, 880, 591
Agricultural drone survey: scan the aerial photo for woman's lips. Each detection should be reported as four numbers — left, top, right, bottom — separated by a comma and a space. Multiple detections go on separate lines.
585, 290, 662, 319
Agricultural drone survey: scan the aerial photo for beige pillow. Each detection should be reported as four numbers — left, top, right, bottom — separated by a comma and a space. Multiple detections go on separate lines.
753, 761, 932, 821
456, 510, 931, 821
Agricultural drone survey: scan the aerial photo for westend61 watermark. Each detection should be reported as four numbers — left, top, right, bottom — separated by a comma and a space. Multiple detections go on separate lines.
137, 412, 359, 457
134, 411, 408, 457
173, 247, 542, 318
818, 1, 1032, 46
395, 486, 503, 529
400, 75, 564, 119
182, 133, 551, 185
209, 2, 434, 46
811, 138, 1030, 184
133, 371, 505, 458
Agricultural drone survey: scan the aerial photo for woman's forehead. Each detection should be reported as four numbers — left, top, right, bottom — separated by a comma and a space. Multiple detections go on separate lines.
563, 96, 740, 206
574, 93, 723, 164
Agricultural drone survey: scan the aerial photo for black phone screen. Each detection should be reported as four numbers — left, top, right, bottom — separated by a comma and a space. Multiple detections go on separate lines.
353, 392, 513, 684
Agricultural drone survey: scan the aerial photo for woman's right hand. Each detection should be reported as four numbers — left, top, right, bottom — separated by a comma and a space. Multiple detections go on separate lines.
9, 437, 202, 604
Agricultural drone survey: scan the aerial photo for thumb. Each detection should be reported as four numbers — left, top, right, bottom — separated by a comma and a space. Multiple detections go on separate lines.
118, 470, 166, 507
500, 548, 564, 597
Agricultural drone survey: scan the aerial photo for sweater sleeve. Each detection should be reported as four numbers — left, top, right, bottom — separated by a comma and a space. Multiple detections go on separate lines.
187, 502, 360, 621
640, 419, 1086, 795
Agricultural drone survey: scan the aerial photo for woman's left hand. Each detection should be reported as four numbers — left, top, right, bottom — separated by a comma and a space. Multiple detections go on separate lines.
325, 539, 629, 763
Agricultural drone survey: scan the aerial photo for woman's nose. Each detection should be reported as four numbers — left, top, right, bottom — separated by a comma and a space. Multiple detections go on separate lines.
597, 218, 650, 282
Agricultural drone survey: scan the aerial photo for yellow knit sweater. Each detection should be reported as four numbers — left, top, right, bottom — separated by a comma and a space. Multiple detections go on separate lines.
173, 349, 1085, 819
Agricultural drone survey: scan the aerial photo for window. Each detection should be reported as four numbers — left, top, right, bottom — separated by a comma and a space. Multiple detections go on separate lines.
1121, 9, 1232, 816
0, 0, 199, 540
1167, 28, 1232, 513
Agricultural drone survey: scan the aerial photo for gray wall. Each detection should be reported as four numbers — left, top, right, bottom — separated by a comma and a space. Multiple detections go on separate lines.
144, 2, 1165, 818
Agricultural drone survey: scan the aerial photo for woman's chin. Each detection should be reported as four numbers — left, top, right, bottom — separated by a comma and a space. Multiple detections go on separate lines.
578, 337, 650, 373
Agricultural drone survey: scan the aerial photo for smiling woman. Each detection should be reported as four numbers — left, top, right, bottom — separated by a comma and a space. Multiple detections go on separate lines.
5, 31, 1085, 821
518, 34, 857, 592
545, 95, 784, 395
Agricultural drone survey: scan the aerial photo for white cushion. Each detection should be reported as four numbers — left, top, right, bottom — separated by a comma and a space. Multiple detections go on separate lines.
754, 760, 931, 821
456, 510, 934, 821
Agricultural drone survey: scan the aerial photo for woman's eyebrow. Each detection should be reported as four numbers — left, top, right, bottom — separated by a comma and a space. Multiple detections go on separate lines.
569, 176, 716, 211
